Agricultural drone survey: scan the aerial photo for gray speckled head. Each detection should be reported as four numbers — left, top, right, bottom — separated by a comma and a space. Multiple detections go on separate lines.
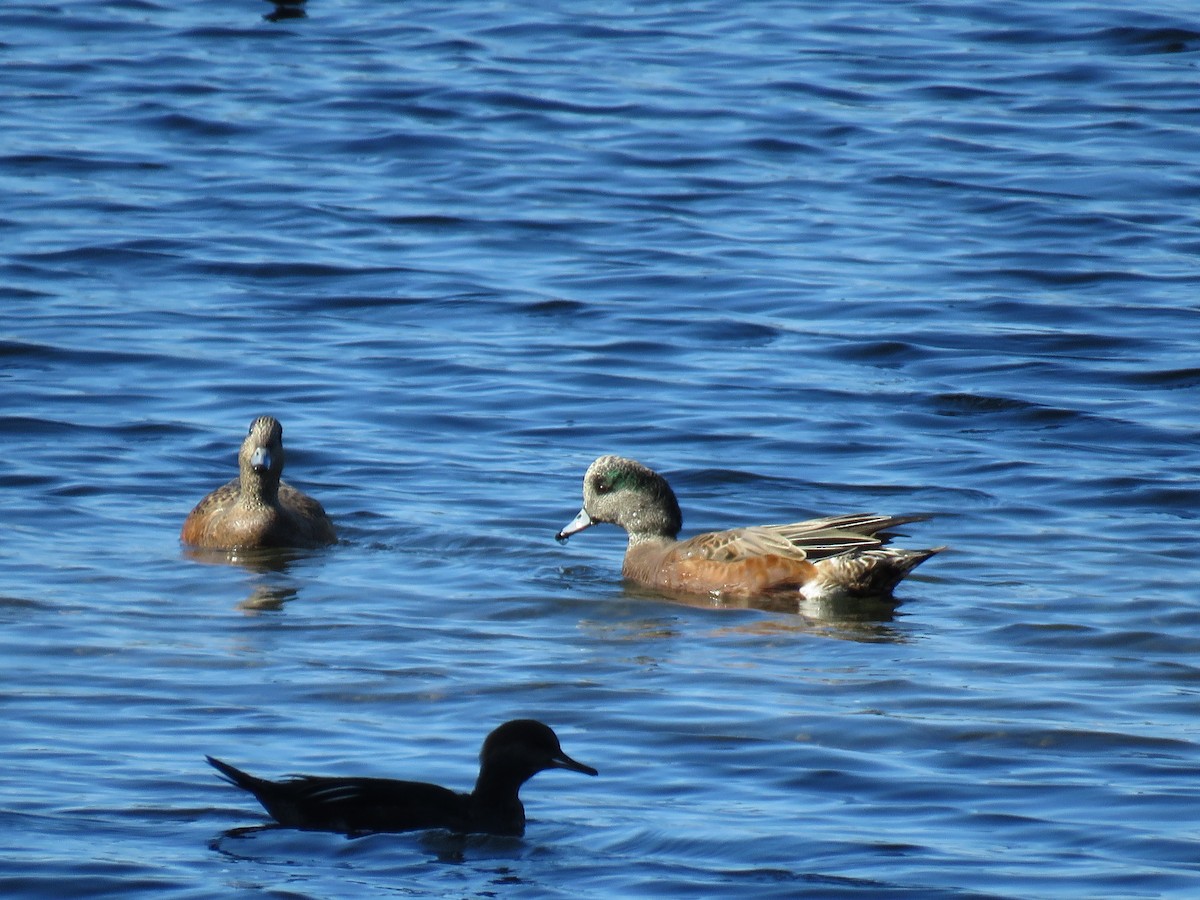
239, 416, 285, 500
576, 455, 683, 540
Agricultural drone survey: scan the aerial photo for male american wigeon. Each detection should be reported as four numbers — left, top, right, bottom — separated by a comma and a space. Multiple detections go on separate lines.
556, 455, 942, 601
181, 416, 336, 551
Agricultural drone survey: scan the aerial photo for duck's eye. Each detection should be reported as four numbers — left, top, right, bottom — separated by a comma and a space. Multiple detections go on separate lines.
595, 479, 612, 495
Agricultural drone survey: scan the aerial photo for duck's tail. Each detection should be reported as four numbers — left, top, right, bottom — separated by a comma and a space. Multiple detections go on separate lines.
804, 546, 944, 600
206, 755, 267, 793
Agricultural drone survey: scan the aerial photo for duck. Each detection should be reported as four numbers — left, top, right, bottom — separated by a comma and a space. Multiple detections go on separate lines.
206, 719, 597, 836
181, 416, 336, 550
556, 455, 941, 601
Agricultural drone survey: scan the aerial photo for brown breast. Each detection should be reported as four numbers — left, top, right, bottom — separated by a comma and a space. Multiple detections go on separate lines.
624, 542, 815, 598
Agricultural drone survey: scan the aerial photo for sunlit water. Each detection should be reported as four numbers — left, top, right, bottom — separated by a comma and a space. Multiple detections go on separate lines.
2, 1, 1199, 897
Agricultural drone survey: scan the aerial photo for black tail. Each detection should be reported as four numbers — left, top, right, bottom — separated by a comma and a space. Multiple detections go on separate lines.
206, 755, 264, 792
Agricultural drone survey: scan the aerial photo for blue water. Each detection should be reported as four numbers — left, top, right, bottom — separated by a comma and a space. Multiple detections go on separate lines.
2, 0, 1199, 896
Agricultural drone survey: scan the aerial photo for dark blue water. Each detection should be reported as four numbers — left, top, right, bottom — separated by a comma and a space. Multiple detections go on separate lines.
2, 1, 1199, 896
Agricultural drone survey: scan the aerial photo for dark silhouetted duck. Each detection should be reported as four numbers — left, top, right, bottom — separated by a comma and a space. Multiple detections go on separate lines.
181, 416, 336, 550
206, 719, 597, 836
557, 455, 942, 601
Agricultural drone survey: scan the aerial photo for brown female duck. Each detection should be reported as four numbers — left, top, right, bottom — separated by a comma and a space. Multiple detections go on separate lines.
181, 416, 336, 550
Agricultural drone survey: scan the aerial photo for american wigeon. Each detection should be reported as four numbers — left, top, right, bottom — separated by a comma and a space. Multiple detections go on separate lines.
181, 416, 336, 551
556, 455, 941, 601
207, 719, 597, 836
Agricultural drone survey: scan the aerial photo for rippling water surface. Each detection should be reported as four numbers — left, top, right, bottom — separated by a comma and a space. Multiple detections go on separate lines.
3, 1, 1200, 897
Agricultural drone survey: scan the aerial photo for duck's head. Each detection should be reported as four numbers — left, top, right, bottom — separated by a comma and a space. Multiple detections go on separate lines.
239, 416, 285, 490
478, 719, 598, 786
556, 455, 682, 543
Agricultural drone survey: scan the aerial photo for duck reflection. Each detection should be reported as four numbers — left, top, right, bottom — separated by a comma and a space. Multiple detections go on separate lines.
209, 824, 518, 866
183, 545, 307, 574
238, 583, 299, 613
181, 547, 303, 611
263, 0, 306, 22
613, 583, 909, 643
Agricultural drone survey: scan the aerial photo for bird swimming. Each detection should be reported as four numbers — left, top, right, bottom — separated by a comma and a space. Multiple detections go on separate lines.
206, 719, 597, 836
181, 415, 336, 550
557, 455, 941, 601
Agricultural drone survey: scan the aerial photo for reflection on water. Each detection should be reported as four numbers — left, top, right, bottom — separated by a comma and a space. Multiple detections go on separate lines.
238, 584, 300, 613
578, 601, 908, 647
181, 546, 317, 575
613, 584, 908, 643
208, 824, 281, 860
181, 547, 309, 611
208, 820, 517, 868
263, 0, 306, 22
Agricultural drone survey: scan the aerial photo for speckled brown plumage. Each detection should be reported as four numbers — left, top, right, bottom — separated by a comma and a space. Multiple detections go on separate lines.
181, 416, 336, 551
